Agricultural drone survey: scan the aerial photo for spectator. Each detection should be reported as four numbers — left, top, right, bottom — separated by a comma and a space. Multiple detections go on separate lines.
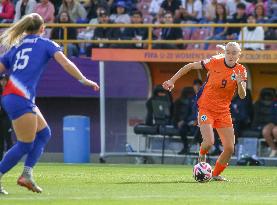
59, 0, 87, 22
267, 0, 277, 23
14, 0, 36, 22
226, 0, 249, 17
231, 89, 253, 139
225, 3, 247, 40
203, 0, 217, 22
110, 1, 130, 24
78, 7, 107, 54
159, 0, 181, 18
0, 0, 15, 23
251, 88, 276, 132
109, 0, 133, 14
262, 98, 277, 157
84, 0, 109, 20
238, 14, 264, 50
85, 9, 120, 56
34, 0, 55, 23
112, 10, 148, 48
50, 0, 62, 16
173, 86, 194, 154
0, 74, 13, 161
50, 11, 80, 57
178, 0, 203, 22
149, 0, 164, 16
254, 3, 268, 23
173, 79, 203, 155
204, 3, 228, 50
153, 12, 184, 49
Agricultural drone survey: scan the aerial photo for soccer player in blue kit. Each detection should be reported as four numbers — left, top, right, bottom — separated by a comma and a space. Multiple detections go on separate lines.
0, 13, 99, 194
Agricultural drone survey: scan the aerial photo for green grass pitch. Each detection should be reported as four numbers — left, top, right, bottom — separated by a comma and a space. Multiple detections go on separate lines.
1, 163, 277, 205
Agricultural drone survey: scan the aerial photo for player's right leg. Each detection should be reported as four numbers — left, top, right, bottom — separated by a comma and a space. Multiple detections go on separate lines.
0, 113, 37, 194
199, 124, 214, 162
0, 94, 37, 194
197, 109, 215, 163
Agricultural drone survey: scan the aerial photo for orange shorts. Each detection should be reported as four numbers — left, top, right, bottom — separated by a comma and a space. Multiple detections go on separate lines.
198, 108, 233, 128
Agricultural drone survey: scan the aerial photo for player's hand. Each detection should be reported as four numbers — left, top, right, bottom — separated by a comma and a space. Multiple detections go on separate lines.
82, 79, 100, 91
162, 79, 174, 91
234, 70, 243, 84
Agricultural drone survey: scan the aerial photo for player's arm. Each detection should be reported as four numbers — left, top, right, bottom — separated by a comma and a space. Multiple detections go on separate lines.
0, 63, 6, 73
237, 81, 246, 99
163, 62, 202, 91
235, 70, 246, 99
54, 51, 99, 91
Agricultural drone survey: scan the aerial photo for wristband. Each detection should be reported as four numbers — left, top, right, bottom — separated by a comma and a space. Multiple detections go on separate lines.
78, 78, 86, 84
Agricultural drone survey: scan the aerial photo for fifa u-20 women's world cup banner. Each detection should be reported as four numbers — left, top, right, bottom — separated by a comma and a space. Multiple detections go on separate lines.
92, 49, 277, 63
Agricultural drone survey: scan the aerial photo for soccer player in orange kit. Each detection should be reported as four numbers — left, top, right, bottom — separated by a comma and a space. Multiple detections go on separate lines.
163, 42, 247, 181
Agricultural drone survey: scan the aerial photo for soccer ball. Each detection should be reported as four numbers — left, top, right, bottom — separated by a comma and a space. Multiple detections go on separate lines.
193, 162, 213, 183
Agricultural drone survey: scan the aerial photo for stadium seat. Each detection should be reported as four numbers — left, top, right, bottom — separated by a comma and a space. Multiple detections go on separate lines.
134, 124, 159, 135
187, 28, 212, 50
182, 28, 192, 40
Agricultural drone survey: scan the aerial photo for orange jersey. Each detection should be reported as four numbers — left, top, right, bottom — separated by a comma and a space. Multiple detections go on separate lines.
197, 56, 247, 113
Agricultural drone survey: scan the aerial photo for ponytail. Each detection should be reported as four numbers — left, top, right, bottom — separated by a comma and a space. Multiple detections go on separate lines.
0, 13, 44, 49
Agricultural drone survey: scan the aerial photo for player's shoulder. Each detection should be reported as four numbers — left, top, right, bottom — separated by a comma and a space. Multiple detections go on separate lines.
37, 37, 60, 48
203, 55, 224, 64
212, 54, 225, 60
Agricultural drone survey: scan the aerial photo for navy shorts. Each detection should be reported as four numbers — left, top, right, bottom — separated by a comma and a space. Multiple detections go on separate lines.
1, 94, 36, 120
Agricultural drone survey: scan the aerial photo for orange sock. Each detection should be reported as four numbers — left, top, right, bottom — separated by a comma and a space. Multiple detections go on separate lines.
213, 160, 228, 176
199, 147, 209, 155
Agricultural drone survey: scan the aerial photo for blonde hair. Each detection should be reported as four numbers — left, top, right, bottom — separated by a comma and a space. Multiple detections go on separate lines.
226, 42, 241, 52
0, 13, 44, 49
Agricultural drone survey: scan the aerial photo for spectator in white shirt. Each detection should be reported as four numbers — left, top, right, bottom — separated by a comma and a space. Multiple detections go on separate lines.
179, 0, 202, 22
149, 0, 164, 16
239, 14, 264, 50
110, 1, 130, 23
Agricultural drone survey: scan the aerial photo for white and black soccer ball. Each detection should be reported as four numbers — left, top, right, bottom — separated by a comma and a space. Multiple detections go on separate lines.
193, 162, 213, 183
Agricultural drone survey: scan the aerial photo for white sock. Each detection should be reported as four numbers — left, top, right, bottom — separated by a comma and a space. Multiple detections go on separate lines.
23, 166, 33, 177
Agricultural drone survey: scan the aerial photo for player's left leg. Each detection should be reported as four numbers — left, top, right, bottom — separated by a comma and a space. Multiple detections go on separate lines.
212, 127, 235, 181
18, 107, 51, 193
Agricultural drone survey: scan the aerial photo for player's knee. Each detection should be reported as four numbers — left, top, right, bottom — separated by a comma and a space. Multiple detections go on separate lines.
224, 145, 234, 155
202, 138, 214, 148
17, 141, 34, 153
37, 126, 51, 143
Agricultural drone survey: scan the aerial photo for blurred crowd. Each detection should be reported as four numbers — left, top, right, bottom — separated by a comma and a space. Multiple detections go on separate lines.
0, 0, 276, 56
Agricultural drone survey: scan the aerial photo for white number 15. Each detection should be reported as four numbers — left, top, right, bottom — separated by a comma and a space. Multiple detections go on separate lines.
13, 48, 32, 71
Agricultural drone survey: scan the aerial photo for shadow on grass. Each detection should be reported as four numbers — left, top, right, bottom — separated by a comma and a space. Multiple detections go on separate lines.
115, 181, 198, 184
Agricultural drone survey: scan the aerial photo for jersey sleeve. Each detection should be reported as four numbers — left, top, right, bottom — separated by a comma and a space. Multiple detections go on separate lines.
201, 57, 216, 71
46, 39, 62, 57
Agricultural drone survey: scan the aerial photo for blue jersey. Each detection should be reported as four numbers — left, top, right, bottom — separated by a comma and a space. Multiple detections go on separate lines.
0, 34, 61, 102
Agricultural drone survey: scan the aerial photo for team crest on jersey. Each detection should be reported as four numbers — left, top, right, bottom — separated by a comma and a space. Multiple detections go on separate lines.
231, 73, 236, 80
201, 115, 207, 121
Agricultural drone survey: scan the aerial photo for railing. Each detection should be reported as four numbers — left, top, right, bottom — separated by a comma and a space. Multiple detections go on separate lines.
0, 23, 276, 56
